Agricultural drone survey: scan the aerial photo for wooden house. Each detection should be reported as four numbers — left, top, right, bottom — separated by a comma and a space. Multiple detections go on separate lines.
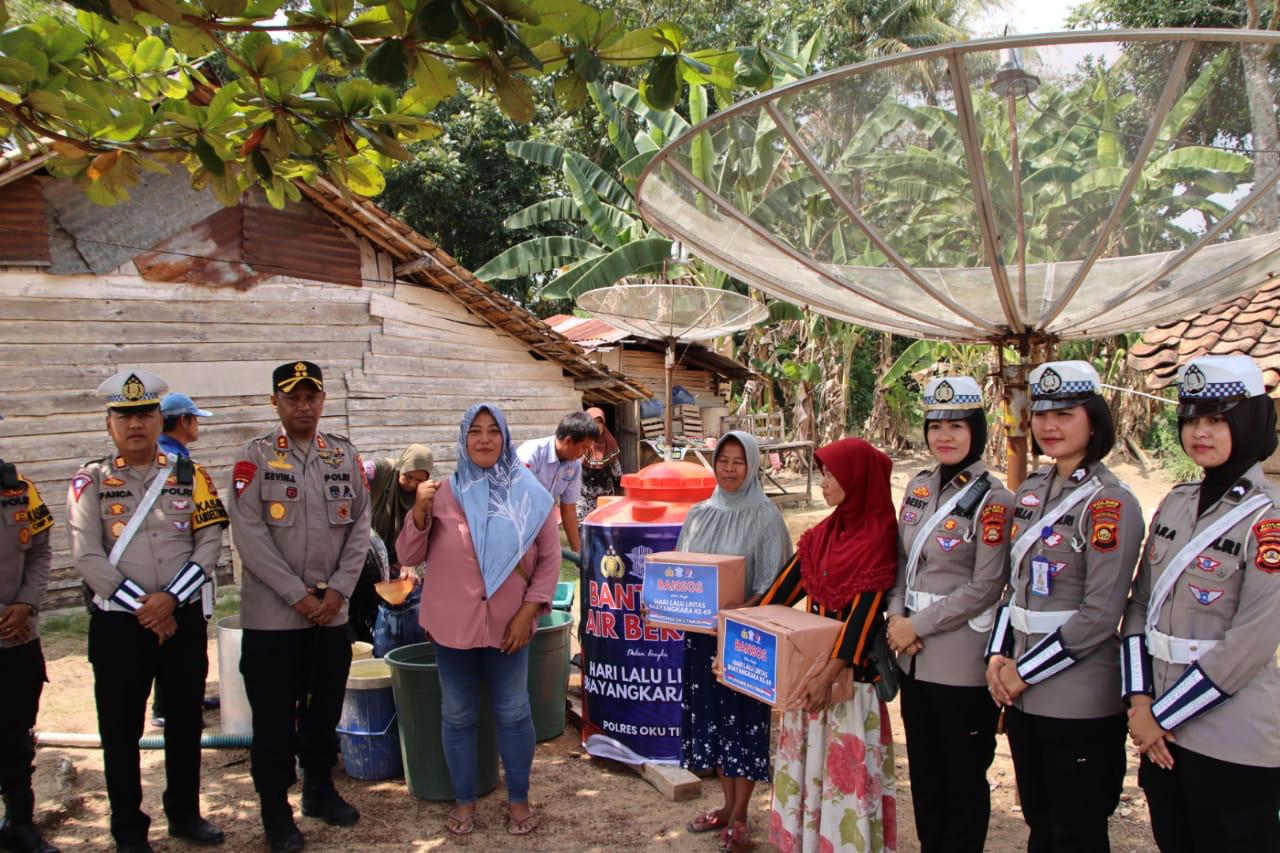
0, 153, 645, 609
545, 314, 754, 470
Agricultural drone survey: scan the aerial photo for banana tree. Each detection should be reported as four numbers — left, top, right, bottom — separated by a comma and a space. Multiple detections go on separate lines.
475, 28, 825, 299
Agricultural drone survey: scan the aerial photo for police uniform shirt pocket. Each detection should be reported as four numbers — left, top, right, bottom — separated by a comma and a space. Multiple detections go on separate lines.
1184, 539, 1244, 585
326, 494, 354, 526
1, 504, 31, 551
261, 477, 299, 527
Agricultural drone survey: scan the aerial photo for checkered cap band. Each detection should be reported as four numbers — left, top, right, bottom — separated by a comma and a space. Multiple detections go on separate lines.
1183, 380, 1248, 400
923, 393, 982, 407
1032, 379, 1096, 397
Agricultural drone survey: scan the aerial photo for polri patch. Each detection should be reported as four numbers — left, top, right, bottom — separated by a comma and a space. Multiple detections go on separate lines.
233, 461, 257, 498
913, 485, 931, 498
1019, 493, 1042, 508
1253, 519, 1280, 572
981, 503, 1008, 546
936, 536, 960, 552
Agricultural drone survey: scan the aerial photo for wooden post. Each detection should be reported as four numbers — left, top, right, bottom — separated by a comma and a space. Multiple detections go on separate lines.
663, 337, 676, 460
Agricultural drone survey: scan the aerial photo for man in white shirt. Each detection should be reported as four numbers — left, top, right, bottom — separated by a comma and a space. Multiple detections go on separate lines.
516, 412, 600, 553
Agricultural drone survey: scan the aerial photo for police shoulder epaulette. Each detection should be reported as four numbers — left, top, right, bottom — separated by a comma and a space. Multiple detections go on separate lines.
175, 456, 195, 485
325, 432, 353, 445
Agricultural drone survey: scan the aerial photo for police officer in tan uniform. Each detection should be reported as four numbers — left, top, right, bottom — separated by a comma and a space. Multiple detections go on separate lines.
887, 377, 1013, 853
68, 370, 228, 853
0, 412, 58, 853
984, 361, 1144, 853
227, 362, 370, 853
1123, 355, 1280, 853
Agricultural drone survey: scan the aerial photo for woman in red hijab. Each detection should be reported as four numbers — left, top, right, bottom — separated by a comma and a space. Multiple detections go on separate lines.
759, 438, 900, 853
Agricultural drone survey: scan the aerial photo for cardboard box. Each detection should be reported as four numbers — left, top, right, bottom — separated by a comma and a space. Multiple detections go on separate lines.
640, 552, 746, 634
715, 605, 853, 708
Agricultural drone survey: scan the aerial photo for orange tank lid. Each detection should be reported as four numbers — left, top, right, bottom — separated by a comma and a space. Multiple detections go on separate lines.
619, 461, 716, 503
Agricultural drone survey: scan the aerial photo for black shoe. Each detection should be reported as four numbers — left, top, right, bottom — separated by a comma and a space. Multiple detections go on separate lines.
264, 820, 304, 853
0, 819, 60, 853
114, 843, 154, 853
168, 816, 224, 845
300, 784, 359, 827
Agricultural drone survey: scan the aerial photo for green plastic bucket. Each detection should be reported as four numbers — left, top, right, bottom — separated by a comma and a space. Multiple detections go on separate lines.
527, 610, 573, 742
384, 642, 499, 801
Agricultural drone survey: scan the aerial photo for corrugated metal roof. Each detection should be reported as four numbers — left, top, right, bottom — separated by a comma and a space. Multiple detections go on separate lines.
545, 314, 630, 345
44, 168, 222, 274
0, 176, 48, 264
135, 206, 267, 288
546, 312, 754, 380
243, 206, 362, 287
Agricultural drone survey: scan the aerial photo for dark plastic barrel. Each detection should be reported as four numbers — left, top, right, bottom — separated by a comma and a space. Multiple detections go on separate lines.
527, 610, 573, 741
384, 642, 499, 801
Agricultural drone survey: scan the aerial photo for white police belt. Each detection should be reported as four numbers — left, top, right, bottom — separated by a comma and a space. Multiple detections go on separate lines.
905, 589, 944, 612
1009, 605, 1076, 635
906, 589, 997, 632
1146, 628, 1219, 665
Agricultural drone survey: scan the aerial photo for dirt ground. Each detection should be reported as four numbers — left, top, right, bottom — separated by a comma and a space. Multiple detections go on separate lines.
29, 449, 1172, 851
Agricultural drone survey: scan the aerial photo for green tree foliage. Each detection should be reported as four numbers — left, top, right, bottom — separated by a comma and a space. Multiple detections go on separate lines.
0, 0, 705, 205
375, 96, 570, 304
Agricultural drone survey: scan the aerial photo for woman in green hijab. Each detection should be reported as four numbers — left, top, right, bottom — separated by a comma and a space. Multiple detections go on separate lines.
364, 443, 434, 574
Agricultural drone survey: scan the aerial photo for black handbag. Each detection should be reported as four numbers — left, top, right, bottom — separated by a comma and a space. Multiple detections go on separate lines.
868, 623, 900, 703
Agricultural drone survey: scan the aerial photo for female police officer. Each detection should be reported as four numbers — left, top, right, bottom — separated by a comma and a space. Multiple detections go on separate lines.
887, 376, 1013, 853
1123, 354, 1280, 853
985, 360, 1144, 852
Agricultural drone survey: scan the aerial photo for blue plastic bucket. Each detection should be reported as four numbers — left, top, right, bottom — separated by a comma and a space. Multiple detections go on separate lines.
337, 659, 403, 781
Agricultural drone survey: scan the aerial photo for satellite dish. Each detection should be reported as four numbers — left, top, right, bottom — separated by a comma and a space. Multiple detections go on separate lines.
635, 29, 1280, 483
577, 283, 768, 454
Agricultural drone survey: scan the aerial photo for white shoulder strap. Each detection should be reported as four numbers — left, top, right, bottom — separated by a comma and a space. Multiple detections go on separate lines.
108, 465, 174, 569
1146, 493, 1273, 633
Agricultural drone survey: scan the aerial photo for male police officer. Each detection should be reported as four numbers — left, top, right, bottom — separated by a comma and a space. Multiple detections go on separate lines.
68, 370, 228, 852
228, 362, 370, 853
0, 411, 58, 853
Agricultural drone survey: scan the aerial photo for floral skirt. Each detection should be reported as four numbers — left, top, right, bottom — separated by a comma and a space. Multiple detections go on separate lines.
680, 632, 772, 781
769, 683, 897, 853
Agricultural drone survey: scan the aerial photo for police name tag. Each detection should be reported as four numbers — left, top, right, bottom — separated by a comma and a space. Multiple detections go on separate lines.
641, 561, 720, 632
1031, 556, 1052, 596
720, 616, 778, 705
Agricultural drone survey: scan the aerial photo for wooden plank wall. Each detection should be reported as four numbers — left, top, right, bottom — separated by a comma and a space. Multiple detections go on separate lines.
0, 264, 583, 610
620, 349, 724, 406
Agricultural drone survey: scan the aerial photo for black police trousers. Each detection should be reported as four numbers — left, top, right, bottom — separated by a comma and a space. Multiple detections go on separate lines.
898, 670, 1000, 853
0, 639, 46, 807
240, 625, 352, 800
89, 604, 208, 844
1004, 707, 1127, 853
1140, 746, 1280, 853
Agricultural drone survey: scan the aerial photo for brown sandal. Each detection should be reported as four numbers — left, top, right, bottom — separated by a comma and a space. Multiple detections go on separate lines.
688, 809, 729, 833
445, 812, 475, 836
507, 811, 539, 835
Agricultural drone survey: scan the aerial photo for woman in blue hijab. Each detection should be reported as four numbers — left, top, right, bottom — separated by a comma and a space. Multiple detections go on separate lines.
396, 403, 560, 836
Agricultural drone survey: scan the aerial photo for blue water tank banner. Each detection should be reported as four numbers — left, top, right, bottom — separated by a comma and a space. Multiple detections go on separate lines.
581, 522, 686, 762
721, 616, 779, 705
640, 559, 721, 632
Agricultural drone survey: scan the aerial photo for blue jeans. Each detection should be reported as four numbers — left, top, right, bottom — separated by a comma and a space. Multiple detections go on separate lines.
434, 643, 534, 804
